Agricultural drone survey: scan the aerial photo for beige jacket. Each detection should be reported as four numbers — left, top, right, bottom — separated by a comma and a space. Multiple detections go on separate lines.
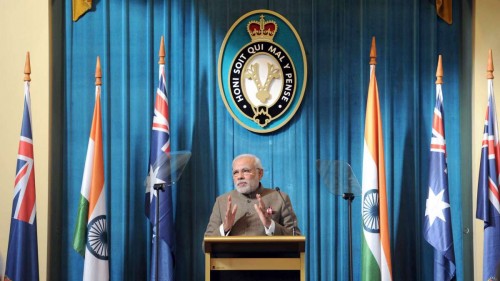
204, 185, 300, 236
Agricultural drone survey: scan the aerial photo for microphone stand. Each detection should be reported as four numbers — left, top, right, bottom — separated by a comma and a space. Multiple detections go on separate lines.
342, 192, 354, 281
147, 151, 191, 281
153, 183, 165, 281
316, 160, 360, 281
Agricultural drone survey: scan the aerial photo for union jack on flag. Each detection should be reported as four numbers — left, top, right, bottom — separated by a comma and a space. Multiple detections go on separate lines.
477, 71, 500, 281
5, 65, 40, 281
145, 38, 175, 281
13, 104, 37, 224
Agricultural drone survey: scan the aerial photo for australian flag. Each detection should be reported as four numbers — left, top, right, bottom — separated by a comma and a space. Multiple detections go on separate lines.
477, 77, 500, 281
4, 75, 39, 281
423, 81, 455, 281
145, 48, 175, 281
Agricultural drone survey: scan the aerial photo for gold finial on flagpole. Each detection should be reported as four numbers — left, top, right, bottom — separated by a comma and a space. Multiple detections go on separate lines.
435, 55, 443, 85
369, 37, 377, 65
24, 52, 31, 82
95, 56, 102, 86
487, 49, 494, 80
159, 36, 165, 65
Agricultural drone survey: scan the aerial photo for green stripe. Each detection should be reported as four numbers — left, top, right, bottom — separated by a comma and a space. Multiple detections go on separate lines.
72, 195, 89, 256
362, 234, 381, 281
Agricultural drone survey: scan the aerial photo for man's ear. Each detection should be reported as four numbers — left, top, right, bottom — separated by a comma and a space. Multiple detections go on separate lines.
258, 168, 264, 179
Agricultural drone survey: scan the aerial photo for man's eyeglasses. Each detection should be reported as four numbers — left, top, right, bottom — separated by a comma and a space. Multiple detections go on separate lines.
232, 168, 260, 178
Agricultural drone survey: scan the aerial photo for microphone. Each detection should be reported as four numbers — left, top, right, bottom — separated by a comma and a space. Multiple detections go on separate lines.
275, 187, 297, 236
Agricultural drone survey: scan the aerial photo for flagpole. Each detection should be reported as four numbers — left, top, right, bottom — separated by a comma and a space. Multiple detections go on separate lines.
154, 36, 167, 281
362, 36, 393, 281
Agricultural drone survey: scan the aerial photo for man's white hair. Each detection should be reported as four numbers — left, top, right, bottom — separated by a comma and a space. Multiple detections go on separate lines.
232, 154, 263, 169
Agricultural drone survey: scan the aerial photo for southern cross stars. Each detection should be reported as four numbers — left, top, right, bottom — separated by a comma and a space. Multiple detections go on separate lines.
425, 188, 450, 226
146, 165, 161, 199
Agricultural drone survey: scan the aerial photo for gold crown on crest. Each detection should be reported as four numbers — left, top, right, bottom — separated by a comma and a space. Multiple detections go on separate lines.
247, 15, 278, 41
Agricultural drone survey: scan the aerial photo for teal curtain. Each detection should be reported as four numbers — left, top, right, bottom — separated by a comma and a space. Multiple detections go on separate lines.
55, 0, 472, 280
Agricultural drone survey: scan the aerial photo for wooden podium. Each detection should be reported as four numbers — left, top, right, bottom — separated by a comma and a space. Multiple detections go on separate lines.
203, 236, 306, 281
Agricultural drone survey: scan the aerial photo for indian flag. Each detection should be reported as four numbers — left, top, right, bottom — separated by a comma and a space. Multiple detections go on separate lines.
361, 37, 392, 281
72, 57, 109, 281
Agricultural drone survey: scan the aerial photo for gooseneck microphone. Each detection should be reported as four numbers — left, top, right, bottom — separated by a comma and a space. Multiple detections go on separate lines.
275, 187, 297, 236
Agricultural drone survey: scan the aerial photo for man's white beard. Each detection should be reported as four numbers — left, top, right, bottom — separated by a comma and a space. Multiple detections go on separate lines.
236, 182, 258, 194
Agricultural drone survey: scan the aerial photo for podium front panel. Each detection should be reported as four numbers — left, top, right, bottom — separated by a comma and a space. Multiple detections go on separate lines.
211, 270, 300, 281
204, 236, 306, 281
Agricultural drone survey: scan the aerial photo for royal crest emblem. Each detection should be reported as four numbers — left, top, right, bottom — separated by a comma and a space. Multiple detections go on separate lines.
218, 10, 307, 133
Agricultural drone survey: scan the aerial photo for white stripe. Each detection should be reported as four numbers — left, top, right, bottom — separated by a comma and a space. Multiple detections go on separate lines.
363, 140, 392, 281
12, 157, 33, 219
28, 203, 37, 224
488, 79, 499, 144
153, 111, 168, 126
24, 82, 32, 127
430, 137, 445, 145
19, 136, 33, 144
433, 107, 442, 119
362, 141, 379, 191
432, 128, 444, 140
83, 186, 108, 281
80, 139, 95, 200
381, 257, 392, 281
362, 141, 382, 268
489, 190, 500, 214
488, 177, 500, 214
12, 178, 27, 219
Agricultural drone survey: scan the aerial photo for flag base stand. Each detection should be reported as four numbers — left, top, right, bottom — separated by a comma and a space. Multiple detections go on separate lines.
153, 182, 165, 281
317, 160, 361, 281
150, 151, 191, 281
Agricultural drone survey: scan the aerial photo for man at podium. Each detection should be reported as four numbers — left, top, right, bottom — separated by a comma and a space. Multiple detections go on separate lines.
204, 154, 300, 236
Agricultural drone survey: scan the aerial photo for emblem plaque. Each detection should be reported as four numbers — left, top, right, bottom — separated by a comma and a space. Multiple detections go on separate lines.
218, 10, 307, 133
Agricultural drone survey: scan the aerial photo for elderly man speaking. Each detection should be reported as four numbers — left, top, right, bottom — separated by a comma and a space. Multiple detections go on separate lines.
204, 154, 300, 236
